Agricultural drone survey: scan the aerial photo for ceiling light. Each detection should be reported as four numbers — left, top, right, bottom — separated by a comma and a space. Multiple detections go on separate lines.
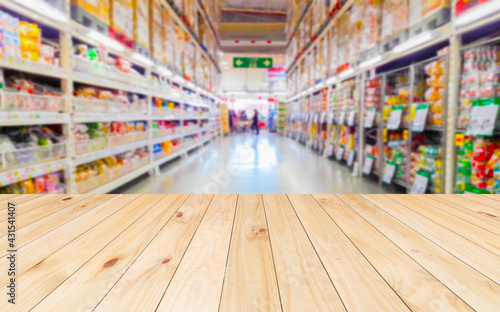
86, 29, 124, 51
393, 31, 440, 54
359, 55, 387, 68
339, 68, 355, 78
158, 66, 172, 77
131, 53, 154, 66
455, 1, 500, 27
326, 75, 337, 85
15, 0, 69, 23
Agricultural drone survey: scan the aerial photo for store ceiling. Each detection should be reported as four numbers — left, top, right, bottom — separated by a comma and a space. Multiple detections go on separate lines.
220, 0, 287, 54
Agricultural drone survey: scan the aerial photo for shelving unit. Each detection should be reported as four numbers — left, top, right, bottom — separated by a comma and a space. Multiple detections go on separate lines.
0, 0, 222, 195
285, 0, 500, 194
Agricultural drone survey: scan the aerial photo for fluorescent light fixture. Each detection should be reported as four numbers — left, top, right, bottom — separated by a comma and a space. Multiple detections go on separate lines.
131, 53, 154, 67
86, 29, 124, 51
455, 1, 500, 27
15, 0, 69, 23
392, 31, 440, 54
158, 66, 172, 77
326, 75, 337, 85
173, 75, 185, 84
221, 61, 228, 65
339, 68, 355, 78
359, 55, 387, 68
230, 91, 248, 95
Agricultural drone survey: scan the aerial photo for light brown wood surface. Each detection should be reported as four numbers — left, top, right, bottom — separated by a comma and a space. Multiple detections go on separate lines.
0, 194, 498, 311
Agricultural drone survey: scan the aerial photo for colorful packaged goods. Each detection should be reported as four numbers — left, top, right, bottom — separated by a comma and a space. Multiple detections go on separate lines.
149, 0, 163, 59
111, 0, 134, 38
0, 172, 64, 194
422, 58, 446, 126
71, 0, 111, 25
133, 0, 149, 48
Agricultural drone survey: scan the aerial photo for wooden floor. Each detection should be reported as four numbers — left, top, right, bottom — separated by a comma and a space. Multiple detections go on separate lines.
1, 194, 499, 311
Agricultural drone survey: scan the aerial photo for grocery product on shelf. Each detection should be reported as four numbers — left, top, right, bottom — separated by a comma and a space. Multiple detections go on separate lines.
0, 74, 64, 112
364, 76, 382, 127
71, 0, 111, 25
0, 125, 65, 170
74, 147, 149, 193
133, 0, 150, 49
458, 44, 500, 127
383, 69, 411, 128
153, 120, 181, 137
422, 58, 446, 127
0, 171, 65, 194
74, 86, 147, 113
413, 143, 444, 193
383, 130, 409, 183
153, 139, 182, 161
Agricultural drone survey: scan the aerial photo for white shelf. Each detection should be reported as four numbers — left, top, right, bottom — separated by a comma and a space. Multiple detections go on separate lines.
0, 57, 68, 79
0, 158, 70, 187
0, 0, 69, 31
73, 71, 151, 95
152, 133, 185, 145
74, 140, 149, 166
154, 149, 185, 167
0, 112, 71, 126
73, 113, 149, 123
151, 114, 183, 121
88, 164, 152, 194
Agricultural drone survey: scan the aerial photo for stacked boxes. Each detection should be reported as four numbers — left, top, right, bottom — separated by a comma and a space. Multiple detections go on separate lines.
19, 22, 42, 62
110, 0, 134, 38
0, 11, 21, 59
71, 0, 111, 25
133, 0, 149, 48
149, 0, 163, 59
381, 0, 409, 40
162, 7, 175, 65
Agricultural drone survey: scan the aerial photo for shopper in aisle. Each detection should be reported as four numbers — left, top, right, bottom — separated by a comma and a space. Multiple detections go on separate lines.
251, 109, 260, 135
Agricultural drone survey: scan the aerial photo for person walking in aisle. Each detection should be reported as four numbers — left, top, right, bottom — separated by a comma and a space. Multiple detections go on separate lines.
251, 109, 259, 135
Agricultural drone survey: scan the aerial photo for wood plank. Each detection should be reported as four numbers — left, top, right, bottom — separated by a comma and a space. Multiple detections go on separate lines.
0, 194, 115, 257
391, 195, 500, 256
461, 194, 500, 211
355, 194, 500, 311
155, 194, 237, 312
94, 195, 213, 312
0, 194, 92, 238
0, 194, 52, 218
262, 194, 346, 312
0, 194, 141, 288
0, 194, 19, 202
431, 195, 499, 221
31, 195, 189, 312
482, 194, 500, 203
314, 194, 473, 312
288, 194, 410, 311
219, 195, 281, 312
410, 195, 500, 237
379, 195, 500, 284
0, 195, 166, 311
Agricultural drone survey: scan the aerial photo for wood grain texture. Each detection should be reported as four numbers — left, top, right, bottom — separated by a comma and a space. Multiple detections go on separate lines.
411, 195, 500, 236
361, 194, 500, 311
315, 194, 472, 312
432, 195, 499, 221
94, 194, 213, 312
156, 194, 238, 312
0, 194, 114, 257
0, 195, 164, 311
392, 195, 500, 256
262, 194, 346, 312
382, 194, 500, 284
288, 194, 410, 312
32, 195, 189, 312
219, 195, 281, 312
0, 194, 59, 219
0, 194, 141, 288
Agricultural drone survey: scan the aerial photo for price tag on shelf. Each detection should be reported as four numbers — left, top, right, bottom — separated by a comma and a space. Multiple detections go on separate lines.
339, 110, 346, 125
364, 108, 376, 128
412, 104, 429, 132
362, 155, 375, 175
466, 101, 499, 136
382, 161, 397, 184
347, 110, 356, 126
410, 172, 430, 194
328, 112, 335, 124
387, 106, 404, 130
336, 146, 345, 160
347, 150, 355, 167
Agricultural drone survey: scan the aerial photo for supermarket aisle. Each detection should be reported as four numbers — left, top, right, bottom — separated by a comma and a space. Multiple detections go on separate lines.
118, 132, 389, 194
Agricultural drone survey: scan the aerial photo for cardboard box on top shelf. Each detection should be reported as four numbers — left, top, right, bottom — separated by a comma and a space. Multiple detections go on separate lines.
329, 27, 338, 76
337, 9, 350, 68
71, 0, 111, 25
409, 0, 424, 25
424, 0, 450, 16
321, 36, 330, 76
393, 0, 409, 35
358, 0, 383, 52
149, 0, 163, 59
174, 25, 185, 74
110, 0, 133, 37
182, 0, 195, 28
348, 1, 363, 61
162, 10, 176, 67
198, 13, 207, 48
173, 0, 183, 11
133, 0, 149, 48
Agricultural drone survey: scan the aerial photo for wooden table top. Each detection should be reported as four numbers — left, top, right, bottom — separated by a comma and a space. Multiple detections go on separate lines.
0, 194, 499, 311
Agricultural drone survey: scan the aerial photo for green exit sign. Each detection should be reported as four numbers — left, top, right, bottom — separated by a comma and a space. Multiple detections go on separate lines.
233, 57, 273, 68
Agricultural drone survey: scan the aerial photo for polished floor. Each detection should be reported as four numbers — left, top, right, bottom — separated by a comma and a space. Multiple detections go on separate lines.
4, 194, 499, 311
117, 132, 390, 194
